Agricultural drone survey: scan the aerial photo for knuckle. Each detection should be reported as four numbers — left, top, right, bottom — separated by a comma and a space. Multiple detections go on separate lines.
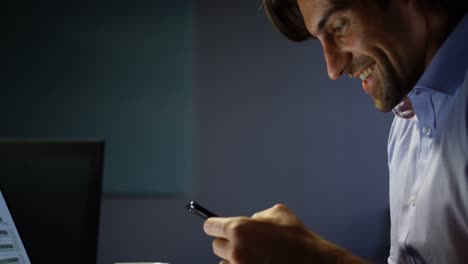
225, 218, 249, 239
223, 218, 236, 233
273, 203, 287, 211
223, 220, 236, 237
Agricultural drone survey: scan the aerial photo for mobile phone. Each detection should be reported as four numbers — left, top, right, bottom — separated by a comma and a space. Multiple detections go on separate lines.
186, 201, 218, 219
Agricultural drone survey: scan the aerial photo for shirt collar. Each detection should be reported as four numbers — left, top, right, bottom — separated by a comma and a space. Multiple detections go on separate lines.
415, 13, 468, 95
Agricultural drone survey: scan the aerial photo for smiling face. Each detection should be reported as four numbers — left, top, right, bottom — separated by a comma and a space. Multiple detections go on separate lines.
297, 0, 430, 111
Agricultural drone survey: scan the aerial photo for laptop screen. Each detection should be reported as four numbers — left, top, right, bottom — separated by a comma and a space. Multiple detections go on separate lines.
0, 189, 31, 264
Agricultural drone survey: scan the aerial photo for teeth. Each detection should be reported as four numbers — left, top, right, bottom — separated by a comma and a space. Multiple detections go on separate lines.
359, 66, 374, 81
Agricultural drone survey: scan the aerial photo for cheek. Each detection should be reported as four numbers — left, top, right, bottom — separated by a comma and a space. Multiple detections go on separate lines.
344, 33, 382, 63
340, 31, 366, 52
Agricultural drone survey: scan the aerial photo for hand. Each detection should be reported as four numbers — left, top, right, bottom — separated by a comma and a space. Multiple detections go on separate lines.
203, 204, 367, 264
203, 204, 317, 264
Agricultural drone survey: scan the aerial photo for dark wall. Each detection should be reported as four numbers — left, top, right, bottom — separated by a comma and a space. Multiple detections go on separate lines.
2, 0, 192, 194
98, 1, 392, 264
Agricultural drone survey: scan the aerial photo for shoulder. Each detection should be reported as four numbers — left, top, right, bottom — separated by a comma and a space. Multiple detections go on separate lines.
460, 68, 468, 114
440, 69, 468, 154
465, 68, 468, 90
464, 68, 468, 89
464, 68, 468, 128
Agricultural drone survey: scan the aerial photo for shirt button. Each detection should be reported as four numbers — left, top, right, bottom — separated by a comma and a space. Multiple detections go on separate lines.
410, 196, 416, 206
422, 127, 432, 136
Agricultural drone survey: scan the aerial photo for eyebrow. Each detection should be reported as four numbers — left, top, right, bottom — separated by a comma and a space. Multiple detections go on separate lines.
315, 5, 348, 36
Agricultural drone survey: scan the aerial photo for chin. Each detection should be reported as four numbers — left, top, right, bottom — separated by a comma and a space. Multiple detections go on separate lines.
374, 99, 395, 112
373, 89, 407, 112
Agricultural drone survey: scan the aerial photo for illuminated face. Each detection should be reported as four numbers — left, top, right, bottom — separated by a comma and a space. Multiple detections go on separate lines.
297, 0, 429, 112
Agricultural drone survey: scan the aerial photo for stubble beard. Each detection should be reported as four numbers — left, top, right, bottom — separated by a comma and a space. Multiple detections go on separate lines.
372, 61, 411, 112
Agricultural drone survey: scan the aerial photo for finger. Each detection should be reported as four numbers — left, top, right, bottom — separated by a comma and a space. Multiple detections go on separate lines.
251, 204, 304, 227
212, 237, 230, 260
251, 203, 290, 219
203, 217, 247, 239
203, 217, 230, 238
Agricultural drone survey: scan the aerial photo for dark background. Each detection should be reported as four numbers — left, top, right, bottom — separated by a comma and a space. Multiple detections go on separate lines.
2, 0, 192, 194
3, 0, 393, 263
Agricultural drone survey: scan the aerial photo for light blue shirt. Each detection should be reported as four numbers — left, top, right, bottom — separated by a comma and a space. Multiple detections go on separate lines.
387, 14, 468, 264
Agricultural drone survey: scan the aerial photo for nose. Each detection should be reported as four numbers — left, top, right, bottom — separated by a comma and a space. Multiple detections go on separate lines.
322, 40, 351, 80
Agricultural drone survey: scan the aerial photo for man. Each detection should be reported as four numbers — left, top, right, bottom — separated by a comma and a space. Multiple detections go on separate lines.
203, 0, 468, 263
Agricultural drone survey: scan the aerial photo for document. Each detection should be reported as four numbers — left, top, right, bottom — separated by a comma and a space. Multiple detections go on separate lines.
0, 191, 31, 264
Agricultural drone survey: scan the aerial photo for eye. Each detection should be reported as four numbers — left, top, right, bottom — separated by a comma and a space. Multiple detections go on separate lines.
331, 18, 349, 35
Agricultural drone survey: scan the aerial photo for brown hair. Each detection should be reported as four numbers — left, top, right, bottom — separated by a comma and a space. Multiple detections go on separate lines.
263, 0, 468, 42
263, 0, 311, 42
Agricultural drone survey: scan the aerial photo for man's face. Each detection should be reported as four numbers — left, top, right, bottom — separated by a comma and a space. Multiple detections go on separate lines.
297, 0, 428, 112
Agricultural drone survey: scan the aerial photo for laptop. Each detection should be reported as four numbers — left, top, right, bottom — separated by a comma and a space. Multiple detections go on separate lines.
0, 140, 104, 264
0, 187, 31, 264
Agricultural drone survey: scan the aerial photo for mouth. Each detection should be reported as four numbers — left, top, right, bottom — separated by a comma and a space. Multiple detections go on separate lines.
354, 62, 377, 94
358, 63, 376, 82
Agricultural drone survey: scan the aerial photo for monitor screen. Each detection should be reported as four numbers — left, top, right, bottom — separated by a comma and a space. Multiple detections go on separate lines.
0, 140, 104, 264
0, 188, 31, 264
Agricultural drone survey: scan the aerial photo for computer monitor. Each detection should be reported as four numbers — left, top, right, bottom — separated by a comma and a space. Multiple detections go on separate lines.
0, 140, 104, 264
